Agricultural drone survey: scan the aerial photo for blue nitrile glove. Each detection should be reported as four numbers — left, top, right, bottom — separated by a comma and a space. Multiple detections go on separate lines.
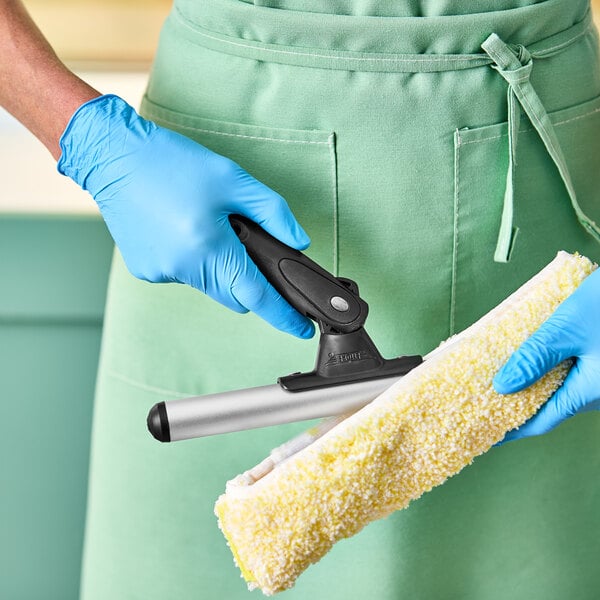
57, 94, 314, 339
493, 268, 600, 443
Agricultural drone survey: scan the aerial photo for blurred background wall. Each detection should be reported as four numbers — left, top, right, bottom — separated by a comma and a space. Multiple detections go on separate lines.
23, 0, 170, 66
0, 3, 169, 600
21, 0, 600, 66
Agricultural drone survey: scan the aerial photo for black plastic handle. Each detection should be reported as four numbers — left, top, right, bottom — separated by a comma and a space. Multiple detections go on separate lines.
229, 215, 368, 333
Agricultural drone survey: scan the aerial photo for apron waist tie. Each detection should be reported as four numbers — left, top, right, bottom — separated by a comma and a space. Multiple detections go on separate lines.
481, 33, 600, 263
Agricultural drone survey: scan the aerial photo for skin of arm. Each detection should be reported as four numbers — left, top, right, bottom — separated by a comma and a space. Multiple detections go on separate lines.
0, 0, 100, 159
0, 0, 315, 338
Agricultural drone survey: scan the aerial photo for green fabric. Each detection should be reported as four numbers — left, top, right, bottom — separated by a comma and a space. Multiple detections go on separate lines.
481, 32, 600, 261
242, 0, 552, 18
81, 1, 600, 598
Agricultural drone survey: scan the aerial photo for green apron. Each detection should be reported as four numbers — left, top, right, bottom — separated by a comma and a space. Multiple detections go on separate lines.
81, 1, 600, 598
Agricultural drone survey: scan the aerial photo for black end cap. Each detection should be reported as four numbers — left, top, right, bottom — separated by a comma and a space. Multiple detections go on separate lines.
147, 402, 171, 442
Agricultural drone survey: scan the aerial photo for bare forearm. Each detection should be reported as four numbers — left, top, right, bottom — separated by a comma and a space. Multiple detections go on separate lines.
0, 0, 100, 159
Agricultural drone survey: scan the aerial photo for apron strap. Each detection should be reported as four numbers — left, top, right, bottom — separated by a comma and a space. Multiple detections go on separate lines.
481, 33, 600, 263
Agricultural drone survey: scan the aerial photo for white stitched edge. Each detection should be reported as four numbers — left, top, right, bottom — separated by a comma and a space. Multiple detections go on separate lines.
511, 73, 533, 83
554, 106, 600, 127
486, 23, 590, 68
175, 8, 488, 64
497, 72, 533, 84
174, 6, 589, 70
328, 132, 339, 277
519, 89, 599, 226
150, 114, 331, 145
482, 46, 505, 67
458, 132, 509, 145
456, 106, 600, 146
530, 27, 590, 58
450, 130, 460, 336
150, 101, 600, 152
107, 369, 194, 398
517, 86, 565, 175
450, 100, 599, 324
150, 94, 600, 151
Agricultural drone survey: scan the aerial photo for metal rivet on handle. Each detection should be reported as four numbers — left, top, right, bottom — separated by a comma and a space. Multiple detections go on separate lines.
330, 296, 350, 312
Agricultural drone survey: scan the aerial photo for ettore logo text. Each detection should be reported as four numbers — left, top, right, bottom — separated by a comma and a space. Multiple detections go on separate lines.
324, 350, 373, 367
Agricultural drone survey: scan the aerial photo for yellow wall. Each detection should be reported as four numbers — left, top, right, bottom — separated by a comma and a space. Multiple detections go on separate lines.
23, 0, 171, 66
21, 0, 600, 66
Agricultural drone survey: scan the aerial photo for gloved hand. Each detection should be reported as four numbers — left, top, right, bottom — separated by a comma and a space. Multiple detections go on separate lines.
57, 94, 314, 339
493, 267, 600, 443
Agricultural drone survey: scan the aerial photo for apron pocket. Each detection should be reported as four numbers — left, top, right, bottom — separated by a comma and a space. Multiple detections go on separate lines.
451, 94, 600, 333
139, 96, 338, 273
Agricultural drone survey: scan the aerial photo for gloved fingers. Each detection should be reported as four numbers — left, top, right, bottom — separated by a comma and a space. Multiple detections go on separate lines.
567, 357, 600, 413
179, 247, 250, 315
493, 314, 578, 394
198, 276, 250, 315
228, 240, 315, 339
498, 359, 589, 443
230, 168, 311, 250
213, 294, 250, 315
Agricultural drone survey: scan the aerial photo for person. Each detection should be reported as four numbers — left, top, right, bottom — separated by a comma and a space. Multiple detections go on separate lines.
2, 0, 599, 598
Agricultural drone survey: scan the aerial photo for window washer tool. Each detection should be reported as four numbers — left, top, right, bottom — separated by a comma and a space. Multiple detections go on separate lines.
146, 215, 422, 441
215, 251, 595, 595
